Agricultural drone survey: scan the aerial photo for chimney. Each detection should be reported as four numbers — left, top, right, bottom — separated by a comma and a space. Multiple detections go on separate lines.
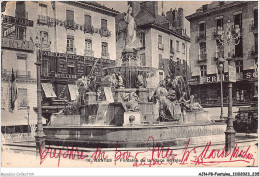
177, 7, 184, 30
173, 8, 178, 28
128, 1, 140, 17
140, 1, 158, 18
166, 8, 174, 24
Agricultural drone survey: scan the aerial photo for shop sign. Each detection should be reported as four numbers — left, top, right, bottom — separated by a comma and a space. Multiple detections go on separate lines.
2, 15, 33, 27
2, 38, 34, 52
40, 51, 83, 60
188, 77, 199, 85
199, 74, 228, 84
55, 74, 77, 79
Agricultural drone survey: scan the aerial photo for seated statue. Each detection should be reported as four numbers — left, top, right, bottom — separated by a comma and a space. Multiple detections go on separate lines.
154, 80, 178, 121
180, 95, 204, 112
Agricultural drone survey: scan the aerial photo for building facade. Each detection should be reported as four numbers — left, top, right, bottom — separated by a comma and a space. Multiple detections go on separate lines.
186, 1, 258, 106
1, 1, 119, 131
116, 1, 191, 81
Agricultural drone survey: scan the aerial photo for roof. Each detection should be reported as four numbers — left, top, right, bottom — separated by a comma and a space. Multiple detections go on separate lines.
62, 1, 120, 17
186, 1, 248, 21
116, 10, 190, 42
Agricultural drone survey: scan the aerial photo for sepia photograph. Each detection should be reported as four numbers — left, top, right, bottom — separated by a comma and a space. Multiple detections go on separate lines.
0, 0, 259, 176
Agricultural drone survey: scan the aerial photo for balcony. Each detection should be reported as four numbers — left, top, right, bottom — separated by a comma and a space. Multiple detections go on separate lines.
66, 47, 76, 54
84, 25, 94, 34
65, 20, 75, 30
158, 43, 164, 50
170, 48, 174, 54
197, 53, 207, 63
37, 15, 49, 25
99, 28, 111, 37
101, 52, 109, 58
196, 31, 206, 42
212, 27, 224, 40
1, 69, 31, 79
84, 50, 94, 57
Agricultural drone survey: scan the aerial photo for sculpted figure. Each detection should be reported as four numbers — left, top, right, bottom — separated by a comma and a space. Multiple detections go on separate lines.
124, 6, 137, 49
123, 91, 139, 112
136, 71, 145, 88
154, 80, 176, 121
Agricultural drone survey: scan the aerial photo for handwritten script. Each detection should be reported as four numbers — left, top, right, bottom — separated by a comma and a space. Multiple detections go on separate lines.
39, 136, 256, 167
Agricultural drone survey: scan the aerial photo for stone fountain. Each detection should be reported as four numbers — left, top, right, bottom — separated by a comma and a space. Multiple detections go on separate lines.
43, 7, 226, 148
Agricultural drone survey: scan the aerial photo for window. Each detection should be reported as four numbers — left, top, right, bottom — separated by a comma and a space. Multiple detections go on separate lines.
176, 40, 180, 52
199, 22, 206, 37
200, 65, 207, 77
17, 88, 28, 109
85, 39, 92, 50
66, 10, 74, 22
254, 9, 258, 28
170, 39, 174, 54
140, 54, 146, 66
140, 32, 145, 48
42, 59, 49, 75
182, 43, 185, 54
85, 39, 92, 56
1, 87, 5, 110
39, 4, 47, 16
199, 42, 206, 60
17, 55, 26, 76
15, 26, 26, 40
102, 42, 108, 56
235, 61, 243, 74
158, 35, 162, 44
67, 35, 74, 52
40, 31, 49, 49
85, 14, 92, 27
234, 13, 243, 57
159, 54, 163, 69
68, 66, 75, 75
101, 19, 107, 29
216, 18, 223, 28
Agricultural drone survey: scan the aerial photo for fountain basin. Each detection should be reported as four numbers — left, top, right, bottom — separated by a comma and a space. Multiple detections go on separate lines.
43, 122, 226, 148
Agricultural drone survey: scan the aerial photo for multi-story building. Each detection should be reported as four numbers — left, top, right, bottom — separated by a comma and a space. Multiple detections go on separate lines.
116, 1, 191, 81
1, 1, 119, 132
186, 1, 258, 106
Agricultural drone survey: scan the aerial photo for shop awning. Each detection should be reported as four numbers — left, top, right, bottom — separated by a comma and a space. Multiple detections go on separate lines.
68, 84, 79, 101
41, 83, 57, 98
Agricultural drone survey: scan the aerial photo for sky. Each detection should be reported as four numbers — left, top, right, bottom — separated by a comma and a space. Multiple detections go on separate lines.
99, 1, 211, 36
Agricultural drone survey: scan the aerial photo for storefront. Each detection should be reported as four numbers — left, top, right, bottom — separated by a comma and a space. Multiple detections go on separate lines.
39, 50, 115, 118
189, 71, 256, 106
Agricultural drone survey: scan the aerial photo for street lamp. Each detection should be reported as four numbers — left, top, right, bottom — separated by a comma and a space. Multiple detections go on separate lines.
27, 105, 30, 133
214, 20, 241, 152
34, 36, 46, 155
216, 56, 225, 120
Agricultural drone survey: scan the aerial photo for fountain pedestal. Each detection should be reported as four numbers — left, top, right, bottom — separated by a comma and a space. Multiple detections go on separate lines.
121, 48, 138, 67
85, 92, 96, 104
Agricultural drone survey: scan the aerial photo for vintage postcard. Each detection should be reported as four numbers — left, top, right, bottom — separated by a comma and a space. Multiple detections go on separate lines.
1, 0, 259, 175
